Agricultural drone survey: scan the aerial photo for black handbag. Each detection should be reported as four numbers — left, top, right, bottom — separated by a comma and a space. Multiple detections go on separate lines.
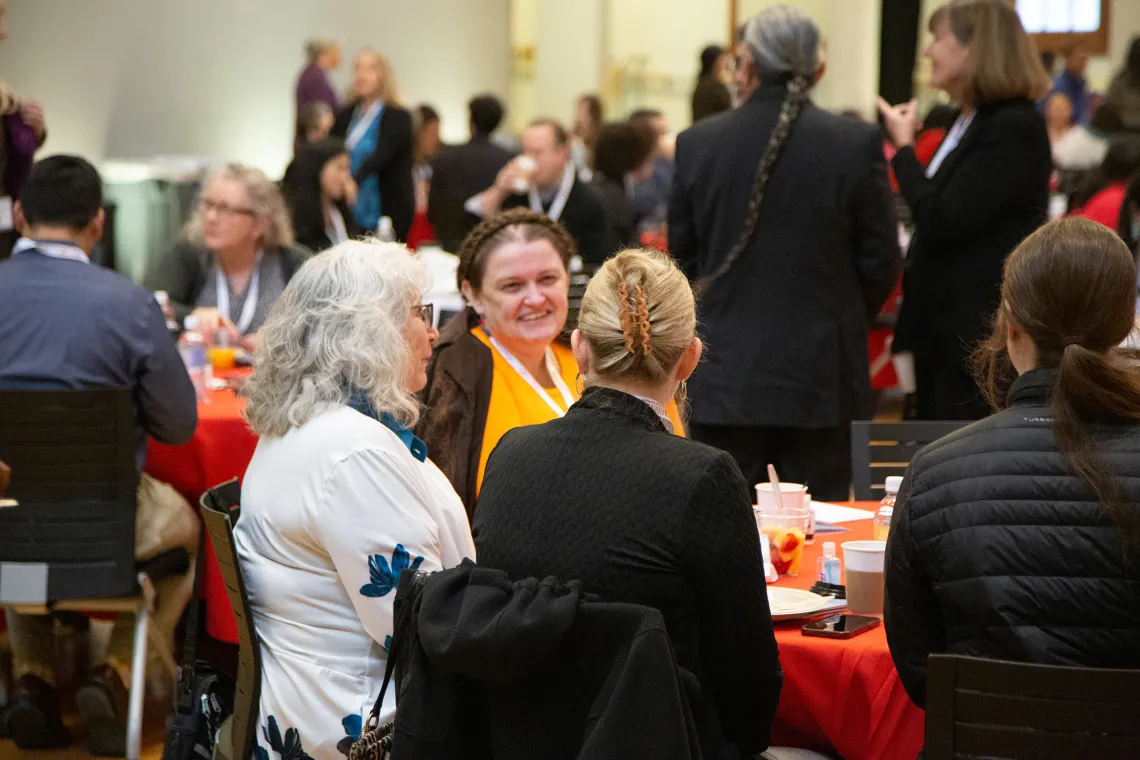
348, 570, 427, 760
162, 530, 234, 760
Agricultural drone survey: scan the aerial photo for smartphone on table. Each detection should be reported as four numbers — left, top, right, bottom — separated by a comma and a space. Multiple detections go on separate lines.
801, 614, 880, 639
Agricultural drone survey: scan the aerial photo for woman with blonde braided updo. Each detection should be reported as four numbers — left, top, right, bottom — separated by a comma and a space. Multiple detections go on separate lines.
474, 248, 782, 758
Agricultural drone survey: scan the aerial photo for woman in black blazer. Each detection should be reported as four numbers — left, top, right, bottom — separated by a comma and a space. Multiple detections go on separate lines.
879, 0, 1052, 420
331, 49, 415, 241
282, 138, 361, 253
473, 249, 782, 759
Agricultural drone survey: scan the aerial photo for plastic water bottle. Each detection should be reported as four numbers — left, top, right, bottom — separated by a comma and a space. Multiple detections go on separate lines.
376, 216, 396, 243
874, 476, 902, 541
179, 315, 208, 402
817, 541, 841, 585
154, 291, 180, 336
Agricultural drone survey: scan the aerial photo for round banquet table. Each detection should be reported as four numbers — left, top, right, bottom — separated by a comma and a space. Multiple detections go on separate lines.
769, 507, 924, 760
145, 382, 257, 643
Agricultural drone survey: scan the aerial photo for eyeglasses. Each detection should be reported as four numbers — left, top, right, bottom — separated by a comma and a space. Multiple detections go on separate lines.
199, 198, 256, 218
413, 303, 434, 326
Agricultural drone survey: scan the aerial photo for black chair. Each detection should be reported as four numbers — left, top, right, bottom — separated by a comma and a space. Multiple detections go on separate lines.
850, 420, 968, 500
561, 266, 596, 341
924, 654, 1140, 759
199, 479, 261, 760
0, 388, 179, 760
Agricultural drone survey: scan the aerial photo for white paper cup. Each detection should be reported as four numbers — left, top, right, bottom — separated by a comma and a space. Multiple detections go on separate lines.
755, 482, 808, 513
892, 351, 917, 393
842, 540, 886, 615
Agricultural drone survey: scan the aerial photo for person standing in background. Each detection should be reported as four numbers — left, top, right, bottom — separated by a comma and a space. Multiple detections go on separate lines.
1106, 37, 1140, 131
691, 44, 733, 123
590, 121, 658, 252
570, 94, 603, 178
670, 6, 900, 500
428, 95, 515, 253
294, 39, 341, 151
627, 108, 675, 236
1052, 43, 1089, 125
331, 50, 414, 240
879, 0, 1051, 421
0, 0, 47, 260
413, 104, 442, 218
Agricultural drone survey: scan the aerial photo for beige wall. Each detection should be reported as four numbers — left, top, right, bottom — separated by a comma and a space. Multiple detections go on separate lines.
0, 0, 512, 178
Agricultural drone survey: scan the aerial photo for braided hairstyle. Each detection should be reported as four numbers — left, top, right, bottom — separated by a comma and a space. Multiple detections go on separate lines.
695, 7, 821, 298
456, 207, 578, 295
578, 248, 696, 386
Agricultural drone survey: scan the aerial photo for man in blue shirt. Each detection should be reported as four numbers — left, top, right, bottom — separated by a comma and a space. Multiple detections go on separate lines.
0, 156, 198, 753
1053, 44, 1089, 124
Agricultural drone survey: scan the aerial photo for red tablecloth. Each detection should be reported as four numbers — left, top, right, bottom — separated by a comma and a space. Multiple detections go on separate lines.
770, 508, 924, 760
145, 384, 257, 643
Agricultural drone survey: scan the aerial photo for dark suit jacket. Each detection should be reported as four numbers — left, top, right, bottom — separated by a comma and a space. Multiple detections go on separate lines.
428, 136, 516, 252
891, 98, 1051, 366
669, 85, 901, 429
473, 387, 783, 757
691, 76, 732, 123
500, 175, 611, 265
332, 102, 416, 241
592, 176, 637, 253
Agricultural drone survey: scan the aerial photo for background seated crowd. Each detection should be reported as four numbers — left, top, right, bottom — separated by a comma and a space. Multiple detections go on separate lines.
3, 0, 1140, 758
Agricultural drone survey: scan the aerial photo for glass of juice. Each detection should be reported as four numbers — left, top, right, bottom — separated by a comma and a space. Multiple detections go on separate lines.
756, 508, 810, 576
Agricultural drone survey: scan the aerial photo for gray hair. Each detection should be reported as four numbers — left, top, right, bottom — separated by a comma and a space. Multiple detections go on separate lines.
740, 6, 822, 81
243, 240, 431, 439
304, 38, 335, 64
185, 162, 295, 249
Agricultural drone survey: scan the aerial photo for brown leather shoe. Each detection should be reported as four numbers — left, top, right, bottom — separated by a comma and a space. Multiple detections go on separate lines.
5, 674, 71, 749
76, 664, 129, 757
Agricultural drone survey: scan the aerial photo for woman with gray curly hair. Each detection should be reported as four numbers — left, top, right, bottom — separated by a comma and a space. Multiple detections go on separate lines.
145, 162, 311, 351
235, 240, 475, 759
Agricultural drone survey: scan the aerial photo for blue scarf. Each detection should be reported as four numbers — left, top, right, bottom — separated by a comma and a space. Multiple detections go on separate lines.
348, 103, 384, 231
346, 387, 427, 462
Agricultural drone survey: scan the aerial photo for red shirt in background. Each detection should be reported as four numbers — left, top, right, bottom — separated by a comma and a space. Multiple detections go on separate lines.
885, 128, 947, 191
1071, 181, 1128, 229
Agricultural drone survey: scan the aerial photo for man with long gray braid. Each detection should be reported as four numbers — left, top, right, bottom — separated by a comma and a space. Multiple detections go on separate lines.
669, 6, 901, 500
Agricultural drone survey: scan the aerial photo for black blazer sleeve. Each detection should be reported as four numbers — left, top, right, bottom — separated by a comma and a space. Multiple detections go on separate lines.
667, 131, 700, 280
884, 468, 945, 708
356, 107, 413, 183
143, 239, 207, 324
892, 106, 1047, 251
679, 451, 782, 753
850, 128, 902, 320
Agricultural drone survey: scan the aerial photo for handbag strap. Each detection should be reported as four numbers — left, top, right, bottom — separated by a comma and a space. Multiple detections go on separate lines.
363, 570, 424, 729
173, 520, 208, 715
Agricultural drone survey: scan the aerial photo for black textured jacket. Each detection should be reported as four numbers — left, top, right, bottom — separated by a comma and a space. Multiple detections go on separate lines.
885, 370, 1140, 708
390, 562, 704, 760
473, 387, 782, 756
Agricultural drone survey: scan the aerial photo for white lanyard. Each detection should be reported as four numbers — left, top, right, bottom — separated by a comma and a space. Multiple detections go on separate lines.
529, 163, 575, 222
12, 237, 90, 263
327, 205, 349, 244
488, 335, 575, 418
926, 114, 975, 179
346, 101, 383, 152
216, 251, 264, 335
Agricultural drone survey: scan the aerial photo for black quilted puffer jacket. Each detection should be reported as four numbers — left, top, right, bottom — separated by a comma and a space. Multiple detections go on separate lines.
885, 369, 1140, 708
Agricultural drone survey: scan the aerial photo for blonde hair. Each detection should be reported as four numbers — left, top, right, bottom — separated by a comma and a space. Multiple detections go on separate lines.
930, 0, 1051, 108
304, 38, 335, 64
243, 239, 430, 438
577, 248, 695, 384
186, 163, 294, 249
356, 49, 402, 106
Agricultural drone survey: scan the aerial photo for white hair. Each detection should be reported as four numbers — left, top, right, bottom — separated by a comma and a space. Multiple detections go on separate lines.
741, 5, 822, 81
243, 239, 431, 438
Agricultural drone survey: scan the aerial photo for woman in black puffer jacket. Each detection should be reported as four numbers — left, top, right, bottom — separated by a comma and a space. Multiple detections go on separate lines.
884, 217, 1140, 708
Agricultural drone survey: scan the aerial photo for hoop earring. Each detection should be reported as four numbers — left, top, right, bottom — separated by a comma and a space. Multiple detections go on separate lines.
575, 372, 585, 394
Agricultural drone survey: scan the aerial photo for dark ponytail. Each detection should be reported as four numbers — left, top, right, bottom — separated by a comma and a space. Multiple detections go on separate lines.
694, 74, 812, 298
973, 218, 1140, 556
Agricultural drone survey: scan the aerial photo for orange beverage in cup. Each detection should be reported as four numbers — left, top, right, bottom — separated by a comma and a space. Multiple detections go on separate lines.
207, 346, 237, 371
